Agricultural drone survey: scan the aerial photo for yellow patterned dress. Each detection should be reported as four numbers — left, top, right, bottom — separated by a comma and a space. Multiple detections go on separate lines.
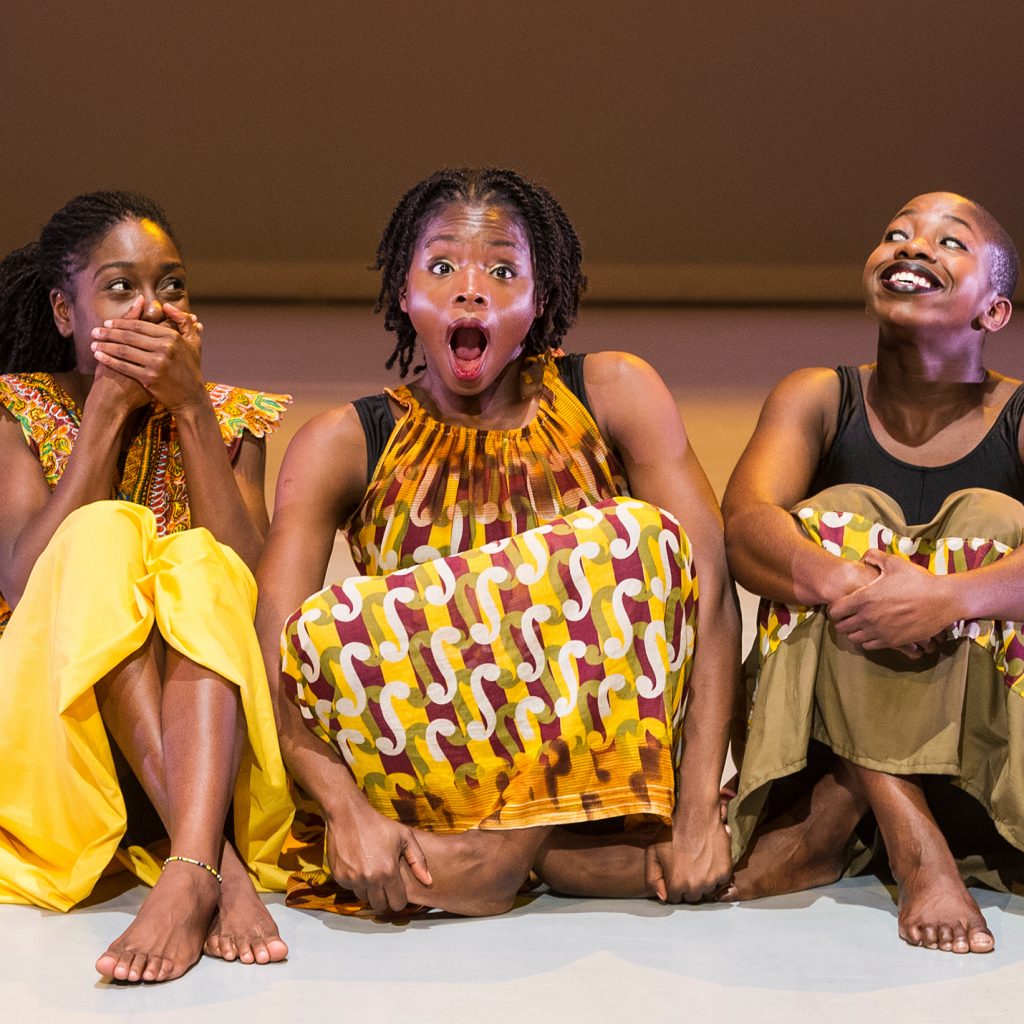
0, 373, 296, 910
280, 355, 699, 911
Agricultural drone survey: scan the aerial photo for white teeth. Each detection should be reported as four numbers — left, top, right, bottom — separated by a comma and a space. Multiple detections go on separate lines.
888, 270, 935, 290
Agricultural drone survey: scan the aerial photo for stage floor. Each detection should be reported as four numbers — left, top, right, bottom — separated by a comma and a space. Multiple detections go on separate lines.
5, 305, 1022, 1021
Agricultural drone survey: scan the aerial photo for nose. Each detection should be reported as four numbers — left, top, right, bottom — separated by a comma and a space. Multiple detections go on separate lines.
896, 233, 937, 262
453, 267, 488, 307
140, 291, 165, 322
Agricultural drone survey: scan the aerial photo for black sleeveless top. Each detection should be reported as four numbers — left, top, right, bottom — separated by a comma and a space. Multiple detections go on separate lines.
809, 365, 1024, 523
352, 353, 593, 484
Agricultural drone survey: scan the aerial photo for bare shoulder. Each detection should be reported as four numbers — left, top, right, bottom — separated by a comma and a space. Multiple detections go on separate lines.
274, 401, 370, 529
581, 351, 677, 439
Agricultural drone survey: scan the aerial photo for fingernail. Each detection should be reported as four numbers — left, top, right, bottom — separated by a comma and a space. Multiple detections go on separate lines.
103, 320, 113, 327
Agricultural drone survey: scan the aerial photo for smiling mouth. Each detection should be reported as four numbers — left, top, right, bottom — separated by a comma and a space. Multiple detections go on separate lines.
447, 321, 489, 381
880, 261, 943, 294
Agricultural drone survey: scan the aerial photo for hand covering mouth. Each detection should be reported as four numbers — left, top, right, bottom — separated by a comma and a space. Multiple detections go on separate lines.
446, 320, 490, 379
880, 261, 944, 294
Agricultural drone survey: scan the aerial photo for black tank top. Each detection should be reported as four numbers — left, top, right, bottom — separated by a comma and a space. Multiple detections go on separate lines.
810, 366, 1024, 523
353, 353, 594, 485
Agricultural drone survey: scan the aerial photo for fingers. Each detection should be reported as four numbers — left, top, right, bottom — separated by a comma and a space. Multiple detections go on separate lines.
644, 848, 668, 902
402, 835, 433, 886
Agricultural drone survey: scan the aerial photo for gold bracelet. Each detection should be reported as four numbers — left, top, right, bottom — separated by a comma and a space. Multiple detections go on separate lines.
162, 855, 223, 884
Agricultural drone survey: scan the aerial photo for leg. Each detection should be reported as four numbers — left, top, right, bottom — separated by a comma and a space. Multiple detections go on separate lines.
846, 762, 993, 954
725, 757, 868, 900
533, 827, 657, 898
398, 826, 554, 916
94, 633, 285, 982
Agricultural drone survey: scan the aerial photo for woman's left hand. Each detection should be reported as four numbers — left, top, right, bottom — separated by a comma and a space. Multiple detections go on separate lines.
645, 800, 732, 903
827, 549, 955, 652
90, 302, 205, 413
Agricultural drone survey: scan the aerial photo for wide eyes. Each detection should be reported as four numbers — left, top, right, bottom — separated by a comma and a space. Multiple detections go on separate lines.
427, 259, 517, 279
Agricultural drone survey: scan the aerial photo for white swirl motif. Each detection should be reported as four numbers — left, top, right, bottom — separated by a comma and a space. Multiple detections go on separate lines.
329, 576, 366, 623
290, 608, 325, 684
651, 527, 680, 602
424, 557, 457, 606
602, 578, 644, 658
469, 566, 510, 644
335, 728, 367, 767
425, 718, 457, 762
332, 642, 372, 716
597, 673, 627, 722
466, 663, 501, 740
425, 626, 462, 703
375, 680, 412, 756
568, 506, 605, 532
636, 622, 667, 699
515, 695, 548, 742
609, 502, 644, 559
378, 586, 416, 662
517, 604, 552, 682
515, 528, 551, 585
553, 640, 587, 717
563, 541, 600, 620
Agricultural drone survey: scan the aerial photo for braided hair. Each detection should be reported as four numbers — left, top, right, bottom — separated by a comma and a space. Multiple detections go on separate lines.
375, 168, 586, 377
0, 191, 177, 373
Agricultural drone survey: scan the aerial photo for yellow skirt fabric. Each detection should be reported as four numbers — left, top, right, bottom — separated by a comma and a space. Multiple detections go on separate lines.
0, 500, 294, 911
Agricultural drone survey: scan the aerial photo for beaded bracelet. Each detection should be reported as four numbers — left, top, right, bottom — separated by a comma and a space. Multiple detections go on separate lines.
163, 855, 223, 884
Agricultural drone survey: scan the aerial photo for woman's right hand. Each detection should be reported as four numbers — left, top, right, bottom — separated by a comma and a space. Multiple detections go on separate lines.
325, 802, 433, 913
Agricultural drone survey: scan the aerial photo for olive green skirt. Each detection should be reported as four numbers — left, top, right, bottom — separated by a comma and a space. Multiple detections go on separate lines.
731, 485, 1024, 891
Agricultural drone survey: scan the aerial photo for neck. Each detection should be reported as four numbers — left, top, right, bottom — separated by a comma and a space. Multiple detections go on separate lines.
52, 367, 95, 408
873, 324, 987, 402
417, 352, 541, 429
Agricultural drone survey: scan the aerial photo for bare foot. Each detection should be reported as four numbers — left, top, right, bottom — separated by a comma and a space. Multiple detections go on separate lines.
725, 813, 847, 900
723, 764, 866, 901
896, 853, 994, 954
400, 828, 547, 916
203, 847, 288, 965
95, 861, 220, 983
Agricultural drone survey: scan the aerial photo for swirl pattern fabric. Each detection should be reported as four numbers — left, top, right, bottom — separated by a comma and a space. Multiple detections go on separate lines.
282, 497, 697, 832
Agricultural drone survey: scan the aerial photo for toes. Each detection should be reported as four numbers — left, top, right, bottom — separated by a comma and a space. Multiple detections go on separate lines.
938, 925, 955, 952
265, 937, 289, 963
126, 951, 148, 982
204, 933, 221, 958
952, 925, 971, 954
236, 937, 256, 965
920, 924, 939, 950
95, 951, 120, 980
968, 927, 995, 954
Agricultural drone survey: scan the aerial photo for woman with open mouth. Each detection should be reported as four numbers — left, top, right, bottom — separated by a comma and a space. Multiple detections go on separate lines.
256, 167, 740, 916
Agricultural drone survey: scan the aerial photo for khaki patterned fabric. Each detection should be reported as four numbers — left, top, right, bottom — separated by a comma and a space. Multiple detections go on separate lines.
731, 485, 1024, 881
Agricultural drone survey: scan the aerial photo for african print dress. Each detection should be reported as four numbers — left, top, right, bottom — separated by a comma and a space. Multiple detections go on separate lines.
0, 374, 295, 910
280, 355, 698, 910
730, 485, 1024, 889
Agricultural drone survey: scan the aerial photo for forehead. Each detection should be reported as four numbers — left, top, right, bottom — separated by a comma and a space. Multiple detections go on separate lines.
415, 201, 531, 251
889, 193, 984, 235
83, 217, 180, 269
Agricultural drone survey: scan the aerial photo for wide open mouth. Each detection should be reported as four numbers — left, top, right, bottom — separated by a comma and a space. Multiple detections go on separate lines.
879, 260, 944, 294
446, 319, 490, 380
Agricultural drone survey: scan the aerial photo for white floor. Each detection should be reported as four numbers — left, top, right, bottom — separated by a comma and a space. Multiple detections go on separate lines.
4, 306, 1023, 1021
4, 880, 1024, 1024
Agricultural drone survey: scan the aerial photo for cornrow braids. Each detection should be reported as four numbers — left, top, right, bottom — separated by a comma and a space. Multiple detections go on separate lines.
374, 168, 586, 377
0, 191, 177, 374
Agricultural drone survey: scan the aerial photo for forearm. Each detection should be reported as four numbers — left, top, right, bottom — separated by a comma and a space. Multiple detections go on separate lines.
948, 547, 1024, 623
174, 397, 264, 569
674, 581, 740, 812
725, 502, 869, 607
